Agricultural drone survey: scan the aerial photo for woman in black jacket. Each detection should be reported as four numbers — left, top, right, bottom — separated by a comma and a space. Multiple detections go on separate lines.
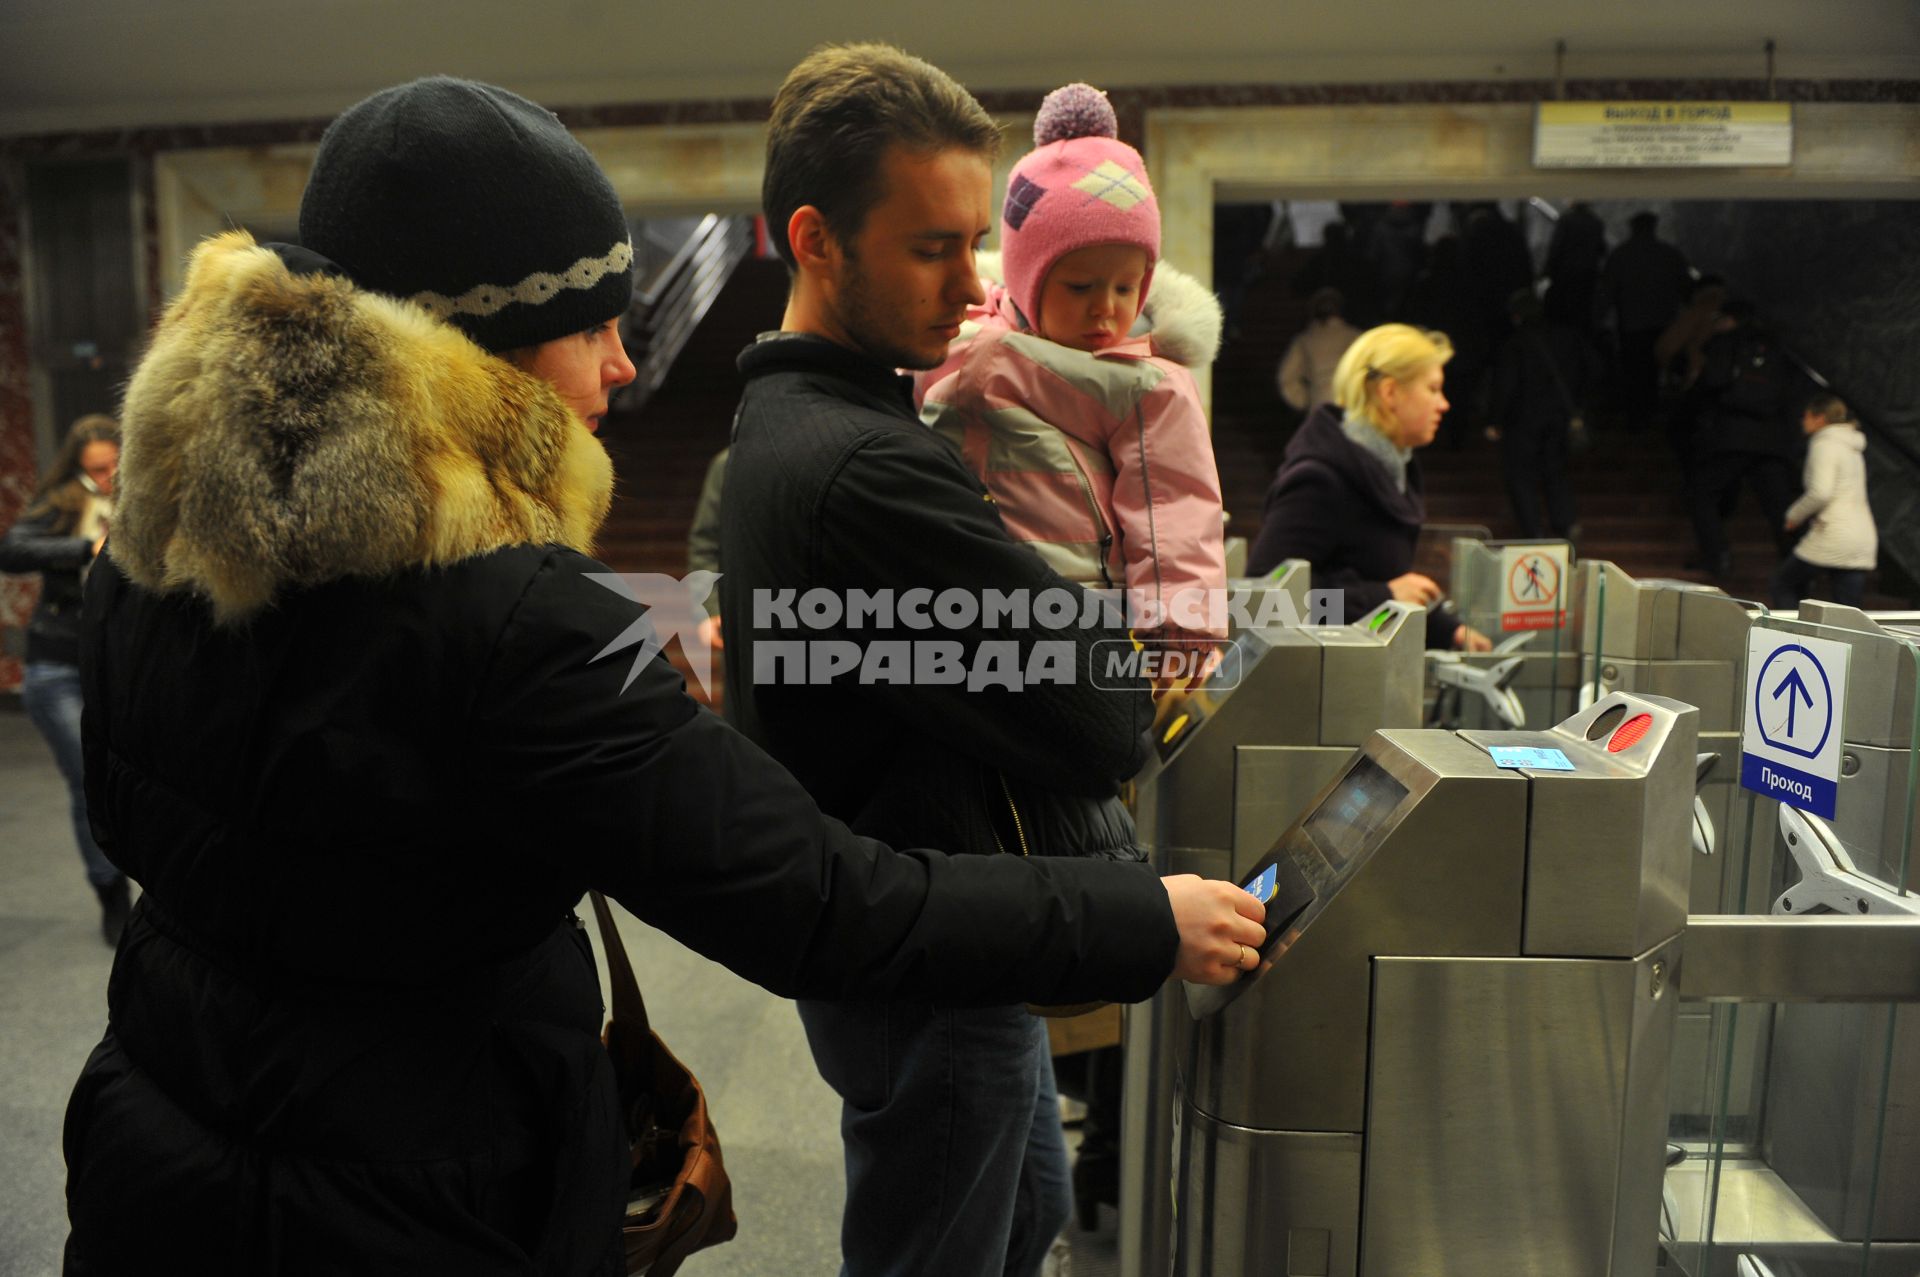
1249, 323, 1491, 651
1, 413, 127, 941
61, 77, 1265, 1277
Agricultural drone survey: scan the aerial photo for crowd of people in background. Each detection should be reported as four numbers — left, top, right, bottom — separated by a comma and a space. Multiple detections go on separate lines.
1250, 199, 1872, 589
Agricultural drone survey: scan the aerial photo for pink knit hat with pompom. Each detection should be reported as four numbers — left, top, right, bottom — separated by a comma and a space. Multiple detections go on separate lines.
1000, 84, 1161, 332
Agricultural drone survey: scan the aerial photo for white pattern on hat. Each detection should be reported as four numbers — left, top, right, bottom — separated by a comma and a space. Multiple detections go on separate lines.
411, 239, 635, 322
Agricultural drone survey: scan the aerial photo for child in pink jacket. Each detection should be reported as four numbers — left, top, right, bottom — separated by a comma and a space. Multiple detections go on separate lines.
917, 83, 1227, 645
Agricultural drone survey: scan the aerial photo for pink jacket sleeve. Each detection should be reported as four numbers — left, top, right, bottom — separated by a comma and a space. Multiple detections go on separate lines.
1106, 360, 1228, 637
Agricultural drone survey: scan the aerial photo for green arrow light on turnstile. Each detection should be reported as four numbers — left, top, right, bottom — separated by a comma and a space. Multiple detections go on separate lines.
1370, 609, 1392, 633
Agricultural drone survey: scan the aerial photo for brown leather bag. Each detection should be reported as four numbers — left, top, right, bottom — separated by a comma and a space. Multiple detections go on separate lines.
587, 892, 738, 1275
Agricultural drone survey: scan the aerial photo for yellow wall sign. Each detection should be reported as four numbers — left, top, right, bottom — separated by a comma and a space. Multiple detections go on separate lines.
1534, 102, 1793, 168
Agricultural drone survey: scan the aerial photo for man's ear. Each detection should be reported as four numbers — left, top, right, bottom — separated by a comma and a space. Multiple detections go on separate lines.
788, 206, 838, 275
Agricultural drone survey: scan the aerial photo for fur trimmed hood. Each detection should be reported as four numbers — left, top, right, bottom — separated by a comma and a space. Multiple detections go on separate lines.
114, 231, 613, 622
972, 249, 1222, 368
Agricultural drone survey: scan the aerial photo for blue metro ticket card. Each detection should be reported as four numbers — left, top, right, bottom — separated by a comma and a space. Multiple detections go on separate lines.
1487, 746, 1576, 772
1244, 864, 1278, 903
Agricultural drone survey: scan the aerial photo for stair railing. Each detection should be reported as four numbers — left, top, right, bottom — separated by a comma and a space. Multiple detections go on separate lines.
619, 214, 755, 414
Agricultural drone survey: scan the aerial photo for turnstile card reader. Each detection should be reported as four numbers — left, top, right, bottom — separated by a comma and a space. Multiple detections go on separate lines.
1139, 600, 1424, 877
1174, 693, 1697, 1276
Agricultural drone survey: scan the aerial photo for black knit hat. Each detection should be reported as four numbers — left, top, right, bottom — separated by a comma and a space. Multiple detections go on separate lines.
299, 76, 633, 354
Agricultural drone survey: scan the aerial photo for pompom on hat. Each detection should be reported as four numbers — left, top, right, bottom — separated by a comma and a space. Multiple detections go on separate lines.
999, 83, 1161, 333
298, 76, 634, 354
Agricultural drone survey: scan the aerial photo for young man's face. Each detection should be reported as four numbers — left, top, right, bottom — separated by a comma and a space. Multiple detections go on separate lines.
1803, 409, 1827, 436
824, 144, 991, 370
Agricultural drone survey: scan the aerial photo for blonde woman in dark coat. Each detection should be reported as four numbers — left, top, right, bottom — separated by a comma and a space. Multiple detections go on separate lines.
1250, 324, 1491, 651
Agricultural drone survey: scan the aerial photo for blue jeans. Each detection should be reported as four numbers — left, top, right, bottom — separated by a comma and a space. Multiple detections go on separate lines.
1770, 554, 1867, 612
20, 661, 118, 889
797, 999, 1071, 1277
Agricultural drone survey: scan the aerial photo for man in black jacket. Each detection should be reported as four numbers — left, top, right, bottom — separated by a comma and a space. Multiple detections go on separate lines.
1489, 290, 1602, 539
1688, 302, 1806, 577
720, 45, 1262, 1277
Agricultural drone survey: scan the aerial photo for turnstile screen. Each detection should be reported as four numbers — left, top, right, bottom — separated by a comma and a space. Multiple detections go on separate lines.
1185, 752, 1416, 1019
1300, 756, 1408, 873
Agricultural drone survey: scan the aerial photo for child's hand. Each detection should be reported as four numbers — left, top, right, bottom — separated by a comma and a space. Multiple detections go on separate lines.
1141, 627, 1223, 698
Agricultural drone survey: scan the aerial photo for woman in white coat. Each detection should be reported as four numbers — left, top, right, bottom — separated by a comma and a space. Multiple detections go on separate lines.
1773, 393, 1877, 609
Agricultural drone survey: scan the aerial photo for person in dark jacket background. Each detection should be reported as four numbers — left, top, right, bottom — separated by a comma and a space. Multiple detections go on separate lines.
1488, 289, 1602, 539
0, 413, 127, 943
1249, 323, 1492, 651
1402, 235, 1482, 450
62, 76, 1264, 1277
1602, 211, 1692, 431
1687, 301, 1806, 578
1542, 201, 1606, 334
685, 445, 728, 654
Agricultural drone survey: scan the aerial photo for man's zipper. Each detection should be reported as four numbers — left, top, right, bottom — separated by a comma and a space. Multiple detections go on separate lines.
997, 772, 1030, 857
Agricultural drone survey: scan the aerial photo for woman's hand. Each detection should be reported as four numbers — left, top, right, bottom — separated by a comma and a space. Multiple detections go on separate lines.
1453, 624, 1493, 652
1388, 572, 1442, 606
1162, 874, 1267, 985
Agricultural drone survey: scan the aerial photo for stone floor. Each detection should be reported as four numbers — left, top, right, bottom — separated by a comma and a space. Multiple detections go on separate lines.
0, 706, 1120, 1276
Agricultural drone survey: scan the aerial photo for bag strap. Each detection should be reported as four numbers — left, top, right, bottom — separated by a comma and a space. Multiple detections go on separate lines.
588, 890, 652, 1039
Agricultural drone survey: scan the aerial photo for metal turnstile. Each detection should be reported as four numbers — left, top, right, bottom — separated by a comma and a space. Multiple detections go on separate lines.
1224, 535, 1249, 580
1573, 562, 1772, 1127
1688, 603, 1920, 1256
1224, 559, 1315, 642
1119, 599, 1424, 1277
1175, 692, 1697, 1276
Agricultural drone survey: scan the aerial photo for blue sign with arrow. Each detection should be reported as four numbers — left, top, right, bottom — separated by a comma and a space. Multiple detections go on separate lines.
1740, 632, 1850, 818
1774, 665, 1813, 738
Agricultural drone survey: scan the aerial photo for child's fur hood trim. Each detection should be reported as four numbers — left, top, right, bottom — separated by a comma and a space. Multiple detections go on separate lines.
973, 249, 1223, 368
112, 231, 613, 622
